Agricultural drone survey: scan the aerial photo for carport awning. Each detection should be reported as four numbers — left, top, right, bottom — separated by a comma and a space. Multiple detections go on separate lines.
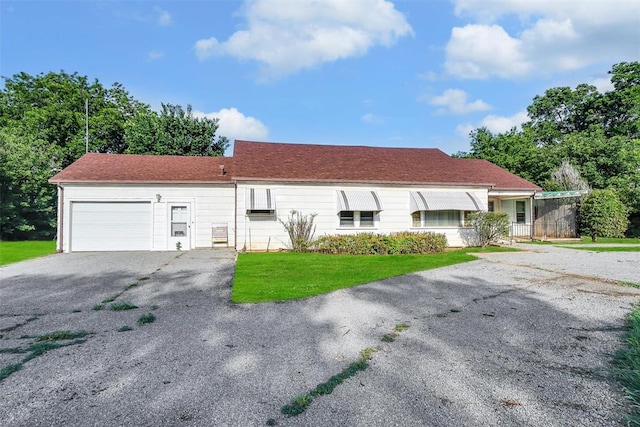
246, 188, 275, 210
410, 191, 484, 213
337, 190, 383, 212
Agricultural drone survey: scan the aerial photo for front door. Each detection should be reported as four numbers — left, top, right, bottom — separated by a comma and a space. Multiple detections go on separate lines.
168, 204, 190, 250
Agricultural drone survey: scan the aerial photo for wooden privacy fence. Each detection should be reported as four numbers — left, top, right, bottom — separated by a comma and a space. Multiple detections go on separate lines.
533, 219, 577, 239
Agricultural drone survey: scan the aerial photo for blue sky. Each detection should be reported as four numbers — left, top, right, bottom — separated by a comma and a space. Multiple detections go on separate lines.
2, 0, 639, 155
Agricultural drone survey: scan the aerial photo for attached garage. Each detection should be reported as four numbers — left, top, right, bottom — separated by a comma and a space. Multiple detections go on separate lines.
49, 153, 236, 253
70, 202, 152, 251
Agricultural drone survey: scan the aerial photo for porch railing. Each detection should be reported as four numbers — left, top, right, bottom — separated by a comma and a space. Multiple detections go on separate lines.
510, 222, 531, 239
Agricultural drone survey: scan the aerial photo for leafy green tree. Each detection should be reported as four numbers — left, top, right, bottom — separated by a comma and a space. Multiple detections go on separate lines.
0, 128, 60, 240
602, 61, 640, 138
580, 189, 628, 241
526, 83, 602, 146
0, 71, 146, 167
125, 103, 229, 156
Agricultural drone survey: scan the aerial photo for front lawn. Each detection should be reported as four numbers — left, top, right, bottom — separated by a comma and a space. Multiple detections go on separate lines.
232, 247, 515, 303
0, 241, 57, 266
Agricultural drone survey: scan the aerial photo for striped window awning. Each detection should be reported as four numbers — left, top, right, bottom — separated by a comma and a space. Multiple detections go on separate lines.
410, 191, 484, 213
336, 190, 383, 212
246, 188, 275, 210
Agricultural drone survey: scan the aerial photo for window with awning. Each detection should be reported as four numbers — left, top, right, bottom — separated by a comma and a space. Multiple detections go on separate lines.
246, 188, 275, 213
336, 190, 383, 212
409, 191, 484, 213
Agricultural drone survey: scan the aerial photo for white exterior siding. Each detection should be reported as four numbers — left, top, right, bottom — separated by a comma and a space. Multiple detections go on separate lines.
236, 182, 489, 250
58, 183, 235, 253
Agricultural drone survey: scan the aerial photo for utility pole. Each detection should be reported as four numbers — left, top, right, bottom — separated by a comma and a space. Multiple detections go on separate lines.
85, 98, 89, 153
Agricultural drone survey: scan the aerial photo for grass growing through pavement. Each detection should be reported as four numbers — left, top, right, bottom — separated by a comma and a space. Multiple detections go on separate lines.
233, 247, 515, 303
614, 305, 640, 424
278, 323, 410, 420
0, 241, 56, 266
0, 330, 90, 382
280, 346, 379, 417
110, 302, 138, 311
137, 313, 155, 326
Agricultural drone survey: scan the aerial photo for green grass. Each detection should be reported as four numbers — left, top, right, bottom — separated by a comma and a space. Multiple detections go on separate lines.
529, 237, 640, 245
137, 313, 155, 326
557, 246, 640, 252
110, 302, 138, 311
614, 305, 640, 424
233, 247, 514, 303
0, 241, 56, 266
36, 330, 90, 341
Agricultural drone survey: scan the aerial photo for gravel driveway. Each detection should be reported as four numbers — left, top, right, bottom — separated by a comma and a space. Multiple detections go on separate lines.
1, 245, 639, 426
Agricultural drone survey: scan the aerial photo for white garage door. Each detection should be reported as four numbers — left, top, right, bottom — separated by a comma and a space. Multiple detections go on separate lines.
70, 202, 152, 251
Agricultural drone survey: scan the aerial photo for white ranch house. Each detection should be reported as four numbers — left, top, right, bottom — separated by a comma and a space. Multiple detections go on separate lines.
49, 140, 541, 252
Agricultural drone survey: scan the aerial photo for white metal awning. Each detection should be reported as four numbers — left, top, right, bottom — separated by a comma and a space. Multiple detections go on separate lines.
336, 190, 383, 212
410, 191, 484, 213
246, 188, 275, 210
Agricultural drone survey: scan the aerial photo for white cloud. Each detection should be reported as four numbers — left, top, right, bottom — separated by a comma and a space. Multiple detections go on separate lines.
147, 50, 164, 61
446, 0, 640, 79
457, 110, 529, 136
480, 111, 529, 133
193, 108, 269, 141
156, 8, 173, 26
591, 76, 614, 93
361, 113, 385, 124
193, 0, 413, 79
427, 89, 492, 114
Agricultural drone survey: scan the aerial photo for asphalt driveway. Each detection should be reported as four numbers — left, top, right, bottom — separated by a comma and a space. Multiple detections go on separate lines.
1, 246, 639, 426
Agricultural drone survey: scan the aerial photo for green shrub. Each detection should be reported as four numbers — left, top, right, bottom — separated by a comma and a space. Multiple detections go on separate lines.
465, 212, 510, 247
580, 189, 629, 241
314, 232, 447, 255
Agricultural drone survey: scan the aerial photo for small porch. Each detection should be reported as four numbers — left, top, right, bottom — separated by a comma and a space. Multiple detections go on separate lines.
492, 190, 587, 241
488, 191, 535, 240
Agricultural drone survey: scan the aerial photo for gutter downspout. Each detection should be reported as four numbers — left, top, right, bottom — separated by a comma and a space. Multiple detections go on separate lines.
57, 185, 64, 253
233, 181, 238, 251
529, 191, 535, 241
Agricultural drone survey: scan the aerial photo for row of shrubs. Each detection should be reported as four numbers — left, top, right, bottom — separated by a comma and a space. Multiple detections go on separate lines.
313, 232, 447, 255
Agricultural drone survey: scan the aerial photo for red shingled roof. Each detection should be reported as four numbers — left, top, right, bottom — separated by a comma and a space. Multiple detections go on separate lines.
233, 140, 540, 191
49, 153, 233, 183
49, 142, 540, 191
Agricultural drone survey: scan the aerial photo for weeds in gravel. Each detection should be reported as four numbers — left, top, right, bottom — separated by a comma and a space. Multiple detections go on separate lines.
92, 304, 104, 311
102, 294, 121, 303
0, 332, 89, 382
110, 302, 138, 311
613, 305, 640, 424
277, 326, 409, 420
619, 281, 640, 289
36, 331, 90, 341
138, 276, 150, 281
118, 326, 133, 332
381, 334, 395, 342
394, 323, 410, 332
26, 316, 38, 322
0, 364, 22, 381
0, 347, 26, 354
137, 313, 155, 326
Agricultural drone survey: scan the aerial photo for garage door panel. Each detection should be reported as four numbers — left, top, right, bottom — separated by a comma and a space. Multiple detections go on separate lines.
71, 202, 152, 251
